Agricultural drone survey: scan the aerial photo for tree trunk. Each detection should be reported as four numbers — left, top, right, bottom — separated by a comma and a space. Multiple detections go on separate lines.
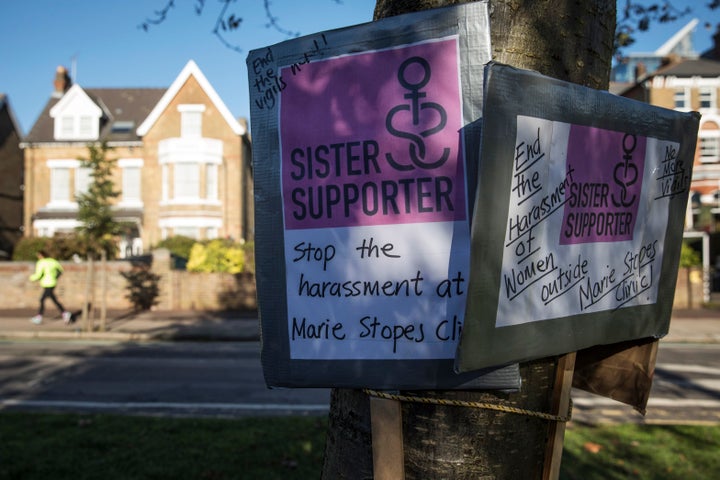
321, 1, 615, 478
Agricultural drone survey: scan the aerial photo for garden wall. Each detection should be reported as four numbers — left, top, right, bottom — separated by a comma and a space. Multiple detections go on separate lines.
0, 249, 257, 312
0, 252, 699, 313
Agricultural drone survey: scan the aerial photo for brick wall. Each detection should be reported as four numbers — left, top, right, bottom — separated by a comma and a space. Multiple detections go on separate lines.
0, 249, 257, 312
0, 256, 697, 312
674, 266, 705, 309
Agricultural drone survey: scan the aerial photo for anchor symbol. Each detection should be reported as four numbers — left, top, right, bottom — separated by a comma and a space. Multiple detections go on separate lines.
385, 56, 450, 171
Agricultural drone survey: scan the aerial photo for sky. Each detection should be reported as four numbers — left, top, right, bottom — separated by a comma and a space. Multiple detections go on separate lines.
1, 0, 719, 136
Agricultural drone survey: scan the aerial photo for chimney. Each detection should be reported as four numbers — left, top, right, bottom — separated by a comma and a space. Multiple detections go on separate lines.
634, 62, 647, 82
52, 65, 72, 98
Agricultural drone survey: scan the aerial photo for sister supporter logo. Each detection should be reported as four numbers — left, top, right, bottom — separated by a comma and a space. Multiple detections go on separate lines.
560, 125, 646, 245
280, 38, 464, 231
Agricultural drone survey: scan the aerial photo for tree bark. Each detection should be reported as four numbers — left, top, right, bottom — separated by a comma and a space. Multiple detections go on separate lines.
321, 1, 615, 478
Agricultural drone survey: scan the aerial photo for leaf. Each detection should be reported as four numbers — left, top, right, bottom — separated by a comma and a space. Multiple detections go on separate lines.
583, 442, 603, 454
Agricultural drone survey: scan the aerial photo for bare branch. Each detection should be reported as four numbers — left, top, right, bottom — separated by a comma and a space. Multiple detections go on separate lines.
212, 0, 244, 53
263, 0, 300, 38
139, 0, 341, 52
138, 0, 176, 32
616, 1, 693, 54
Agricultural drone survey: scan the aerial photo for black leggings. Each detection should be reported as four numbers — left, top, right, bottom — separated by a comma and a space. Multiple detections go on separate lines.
39, 287, 65, 315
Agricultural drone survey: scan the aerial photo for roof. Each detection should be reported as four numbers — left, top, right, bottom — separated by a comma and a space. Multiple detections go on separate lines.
653, 58, 720, 77
137, 60, 246, 136
24, 87, 165, 144
0, 93, 24, 139
24, 60, 245, 145
655, 18, 699, 56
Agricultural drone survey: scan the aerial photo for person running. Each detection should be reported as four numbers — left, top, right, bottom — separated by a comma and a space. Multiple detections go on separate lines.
29, 250, 72, 325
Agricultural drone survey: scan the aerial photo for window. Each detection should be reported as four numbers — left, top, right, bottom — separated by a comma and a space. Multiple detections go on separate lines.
179, 104, 205, 138
700, 88, 716, 109
674, 88, 689, 109
174, 227, 200, 239
700, 136, 720, 163
75, 167, 92, 196
51, 168, 70, 203
158, 135, 222, 205
60, 116, 74, 137
119, 159, 143, 205
50, 85, 102, 141
174, 163, 200, 199
123, 167, 141, 203
79, 116, 94, 137
206, 164, 218, 200
159, 218, 222, 240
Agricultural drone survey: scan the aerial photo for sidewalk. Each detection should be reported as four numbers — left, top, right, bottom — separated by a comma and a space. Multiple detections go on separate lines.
0, 308, 261, 342
0, 307, 718, 344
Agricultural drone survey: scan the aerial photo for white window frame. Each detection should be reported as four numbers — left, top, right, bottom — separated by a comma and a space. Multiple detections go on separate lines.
119, 158, 144, 207
158, 137, 222, 206
51, 167, 71, 204
159, 217, 222, 241
700, 87, 716, 110
206, 163, 218, 201
60, 116, 74, 137
50, 85, 102, 141
674, 88, 690, 110
162, 164, 169, 202
78, 115, 94, 137
75, 167, 92, 197
173, 226, 200, 239
47, 159, 81, 208
700, 133, 720, 163
173, 162, 201, 200
179, 104, 205, 138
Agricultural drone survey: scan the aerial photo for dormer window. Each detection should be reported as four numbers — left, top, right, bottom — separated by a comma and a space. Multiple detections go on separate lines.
49, 84, 102, 141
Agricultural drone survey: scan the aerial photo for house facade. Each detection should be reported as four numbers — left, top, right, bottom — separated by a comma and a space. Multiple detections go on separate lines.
0, 94, 24, 258
619, 56, 720, 231
21, 61, 253, 257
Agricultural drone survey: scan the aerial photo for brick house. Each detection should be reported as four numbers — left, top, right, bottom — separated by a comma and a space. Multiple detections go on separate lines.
0, 94, 24, 258
619, 56, 720, 231
21, 60, 253, 257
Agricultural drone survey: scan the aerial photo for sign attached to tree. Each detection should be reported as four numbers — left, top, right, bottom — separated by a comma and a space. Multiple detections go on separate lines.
455, 62, 700, 372
248, 2, 519, 389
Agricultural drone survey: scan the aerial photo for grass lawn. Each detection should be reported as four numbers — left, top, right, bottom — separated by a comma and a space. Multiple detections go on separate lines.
1, 412, 718, 479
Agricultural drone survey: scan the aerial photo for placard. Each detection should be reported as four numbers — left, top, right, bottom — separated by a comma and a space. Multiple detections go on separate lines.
456, 62, 700, 371
248, 3, 520, 389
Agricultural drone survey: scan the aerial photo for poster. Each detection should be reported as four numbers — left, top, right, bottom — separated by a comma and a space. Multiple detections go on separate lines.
456, 62, 700, 372
249, 3, 520, 389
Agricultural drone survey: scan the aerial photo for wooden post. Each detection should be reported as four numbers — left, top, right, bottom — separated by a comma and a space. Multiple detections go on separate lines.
542, 352, 576, 480
100, 249, 107, 331
81, 257, 91, 331
370, 396, 405, 480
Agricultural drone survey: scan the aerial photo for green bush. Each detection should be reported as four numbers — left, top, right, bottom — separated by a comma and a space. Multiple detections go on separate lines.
680, 241, 702, 268
242, 241, 255, 275
12, 237, 51, 261
12, 234, 117, 261
187, 239, 246, 273
154, 235, 196, 260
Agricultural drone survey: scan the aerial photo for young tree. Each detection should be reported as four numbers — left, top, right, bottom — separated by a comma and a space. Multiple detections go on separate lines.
76, 142, 121, 258
320, 1, 615, 478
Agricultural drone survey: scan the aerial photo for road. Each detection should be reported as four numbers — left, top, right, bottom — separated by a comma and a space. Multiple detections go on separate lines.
572, 342, 720, 425
0, 341, 330, 417
0, 340, 718, 424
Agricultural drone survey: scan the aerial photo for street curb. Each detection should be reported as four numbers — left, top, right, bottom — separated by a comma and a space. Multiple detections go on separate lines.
0, 331, 157, 342
0, 331, 260, 342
